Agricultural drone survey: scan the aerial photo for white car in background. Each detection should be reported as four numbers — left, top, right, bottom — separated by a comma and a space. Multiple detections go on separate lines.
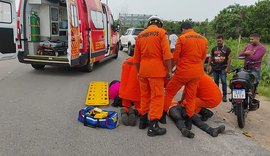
120, 28, 144, 56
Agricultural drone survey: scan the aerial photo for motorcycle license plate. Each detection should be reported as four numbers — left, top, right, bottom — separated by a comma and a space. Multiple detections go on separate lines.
232, 89, 246, 99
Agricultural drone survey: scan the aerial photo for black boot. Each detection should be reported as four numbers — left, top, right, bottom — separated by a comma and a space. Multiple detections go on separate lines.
147, 120, 167, 137
176, 121, 195, 138
128, 107, 137, 126
159, 111, 167, 124
139, 114, 149, 129
192, 115, 225, 137
169, 105, 195, 138
120, 108, 129, 126
207, 125, 225, 137
199, 108, 214, 121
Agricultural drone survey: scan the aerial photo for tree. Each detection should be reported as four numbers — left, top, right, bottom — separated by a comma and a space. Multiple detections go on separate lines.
249, 0, 270, 42
212, 1, 270, 42
212, 4, 249, 39
193, 19, 214, 37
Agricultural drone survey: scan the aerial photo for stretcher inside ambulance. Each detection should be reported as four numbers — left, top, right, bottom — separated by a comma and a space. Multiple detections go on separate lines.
3, 0, 120, 71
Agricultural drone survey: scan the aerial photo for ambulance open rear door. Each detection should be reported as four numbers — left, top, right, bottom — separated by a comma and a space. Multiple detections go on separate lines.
0, 0, 17, 61
66, 0, 80, 66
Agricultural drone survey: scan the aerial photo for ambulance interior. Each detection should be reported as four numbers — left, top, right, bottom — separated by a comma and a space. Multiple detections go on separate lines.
26, 0, 69, 57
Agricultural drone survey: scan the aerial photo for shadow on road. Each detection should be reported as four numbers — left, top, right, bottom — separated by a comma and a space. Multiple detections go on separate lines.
28, 59, 117, 77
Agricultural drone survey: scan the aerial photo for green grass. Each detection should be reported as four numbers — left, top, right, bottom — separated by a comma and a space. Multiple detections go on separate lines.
207, 37, 270, 99
258, 84, 270, 98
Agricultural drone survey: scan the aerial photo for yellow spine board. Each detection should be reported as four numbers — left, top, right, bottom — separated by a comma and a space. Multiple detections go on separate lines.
85, 81, 109, 106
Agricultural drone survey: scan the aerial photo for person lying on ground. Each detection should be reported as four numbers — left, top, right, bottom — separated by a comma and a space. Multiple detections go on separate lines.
168, 105, 225, 138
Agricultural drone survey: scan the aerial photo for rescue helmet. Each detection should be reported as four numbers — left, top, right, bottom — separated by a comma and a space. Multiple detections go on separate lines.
147, 15, 163, 28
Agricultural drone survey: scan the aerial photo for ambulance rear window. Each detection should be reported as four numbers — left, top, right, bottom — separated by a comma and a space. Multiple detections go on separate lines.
0, 1, 12, 24
71, 4, 78, 27
91, 10, 104, 29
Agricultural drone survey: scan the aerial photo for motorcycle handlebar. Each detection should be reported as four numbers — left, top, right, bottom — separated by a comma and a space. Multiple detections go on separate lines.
238, 56, 261, 65
247, 61, 261, 65
229, 68, 241, 73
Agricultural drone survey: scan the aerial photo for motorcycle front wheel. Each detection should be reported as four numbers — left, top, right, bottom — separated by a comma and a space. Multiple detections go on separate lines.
236, 103, 245, 128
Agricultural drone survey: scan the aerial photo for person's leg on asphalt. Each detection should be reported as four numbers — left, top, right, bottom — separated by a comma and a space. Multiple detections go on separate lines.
138, 77, 151, 129
181, 77, 201, 130
147, 77, 167, 137
192, 115, 225, 137
168, 105, 195, 138
221, 70, 227, 102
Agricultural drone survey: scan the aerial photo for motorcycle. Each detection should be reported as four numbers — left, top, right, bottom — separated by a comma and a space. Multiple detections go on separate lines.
229, 60, 261, 128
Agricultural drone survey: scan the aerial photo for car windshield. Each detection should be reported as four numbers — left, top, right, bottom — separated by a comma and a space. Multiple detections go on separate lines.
132, 29, 143, 35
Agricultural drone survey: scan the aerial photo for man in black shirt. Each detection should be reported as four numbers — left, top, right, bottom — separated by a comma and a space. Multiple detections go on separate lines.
207, 35, 231, 102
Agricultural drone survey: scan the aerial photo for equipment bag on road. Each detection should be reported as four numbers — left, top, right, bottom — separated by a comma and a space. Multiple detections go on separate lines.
78, 106, 119, 129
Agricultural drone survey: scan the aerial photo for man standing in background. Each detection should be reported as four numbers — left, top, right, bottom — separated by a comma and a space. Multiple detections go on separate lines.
169, 30, 178, 53
239, 34, 266, 83
207, 35, 231, 102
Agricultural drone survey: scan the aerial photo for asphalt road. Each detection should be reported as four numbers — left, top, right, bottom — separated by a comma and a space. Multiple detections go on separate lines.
0, 52, 270, 156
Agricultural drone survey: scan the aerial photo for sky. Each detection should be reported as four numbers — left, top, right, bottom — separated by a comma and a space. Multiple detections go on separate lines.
15, 0, 258, 21
102, 0, 258, 21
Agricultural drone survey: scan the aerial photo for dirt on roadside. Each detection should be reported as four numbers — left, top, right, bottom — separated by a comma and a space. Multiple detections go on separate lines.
213, 95, 270, 151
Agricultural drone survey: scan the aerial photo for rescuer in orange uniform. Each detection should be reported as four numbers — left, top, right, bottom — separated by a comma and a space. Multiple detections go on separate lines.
168, 73, 224, 138
164, 22, 208, 130
119, 57, 141, 126
179, 73, 222, 121
134, 16, 172, 137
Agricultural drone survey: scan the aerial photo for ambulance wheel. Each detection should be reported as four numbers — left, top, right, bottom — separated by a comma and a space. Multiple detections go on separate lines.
127, 45, 134, 56
83, 62, 94, 72
31, 64, 45, 70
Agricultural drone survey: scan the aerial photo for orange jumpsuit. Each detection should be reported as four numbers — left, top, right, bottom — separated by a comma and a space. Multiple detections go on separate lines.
180, 74, 222, 113
134, 25, 172, 120
164, 29, 208, 117
119, 57, 140, 112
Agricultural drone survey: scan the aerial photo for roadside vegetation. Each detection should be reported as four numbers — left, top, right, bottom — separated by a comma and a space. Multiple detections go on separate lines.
162, 0, 270, 98
117, 0, 270, 98
207, 38, 270, 99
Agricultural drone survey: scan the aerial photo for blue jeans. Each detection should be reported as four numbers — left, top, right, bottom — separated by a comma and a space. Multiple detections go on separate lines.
251, 69, 261, 93
213, 70, 227, 96
253, 69, 261, 83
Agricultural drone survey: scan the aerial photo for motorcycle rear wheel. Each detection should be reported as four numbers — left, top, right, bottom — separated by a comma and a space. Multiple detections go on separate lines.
236, 103, 245, 128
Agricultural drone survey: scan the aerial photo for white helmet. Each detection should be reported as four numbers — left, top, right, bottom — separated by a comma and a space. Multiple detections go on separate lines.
147, 15, 163, 27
